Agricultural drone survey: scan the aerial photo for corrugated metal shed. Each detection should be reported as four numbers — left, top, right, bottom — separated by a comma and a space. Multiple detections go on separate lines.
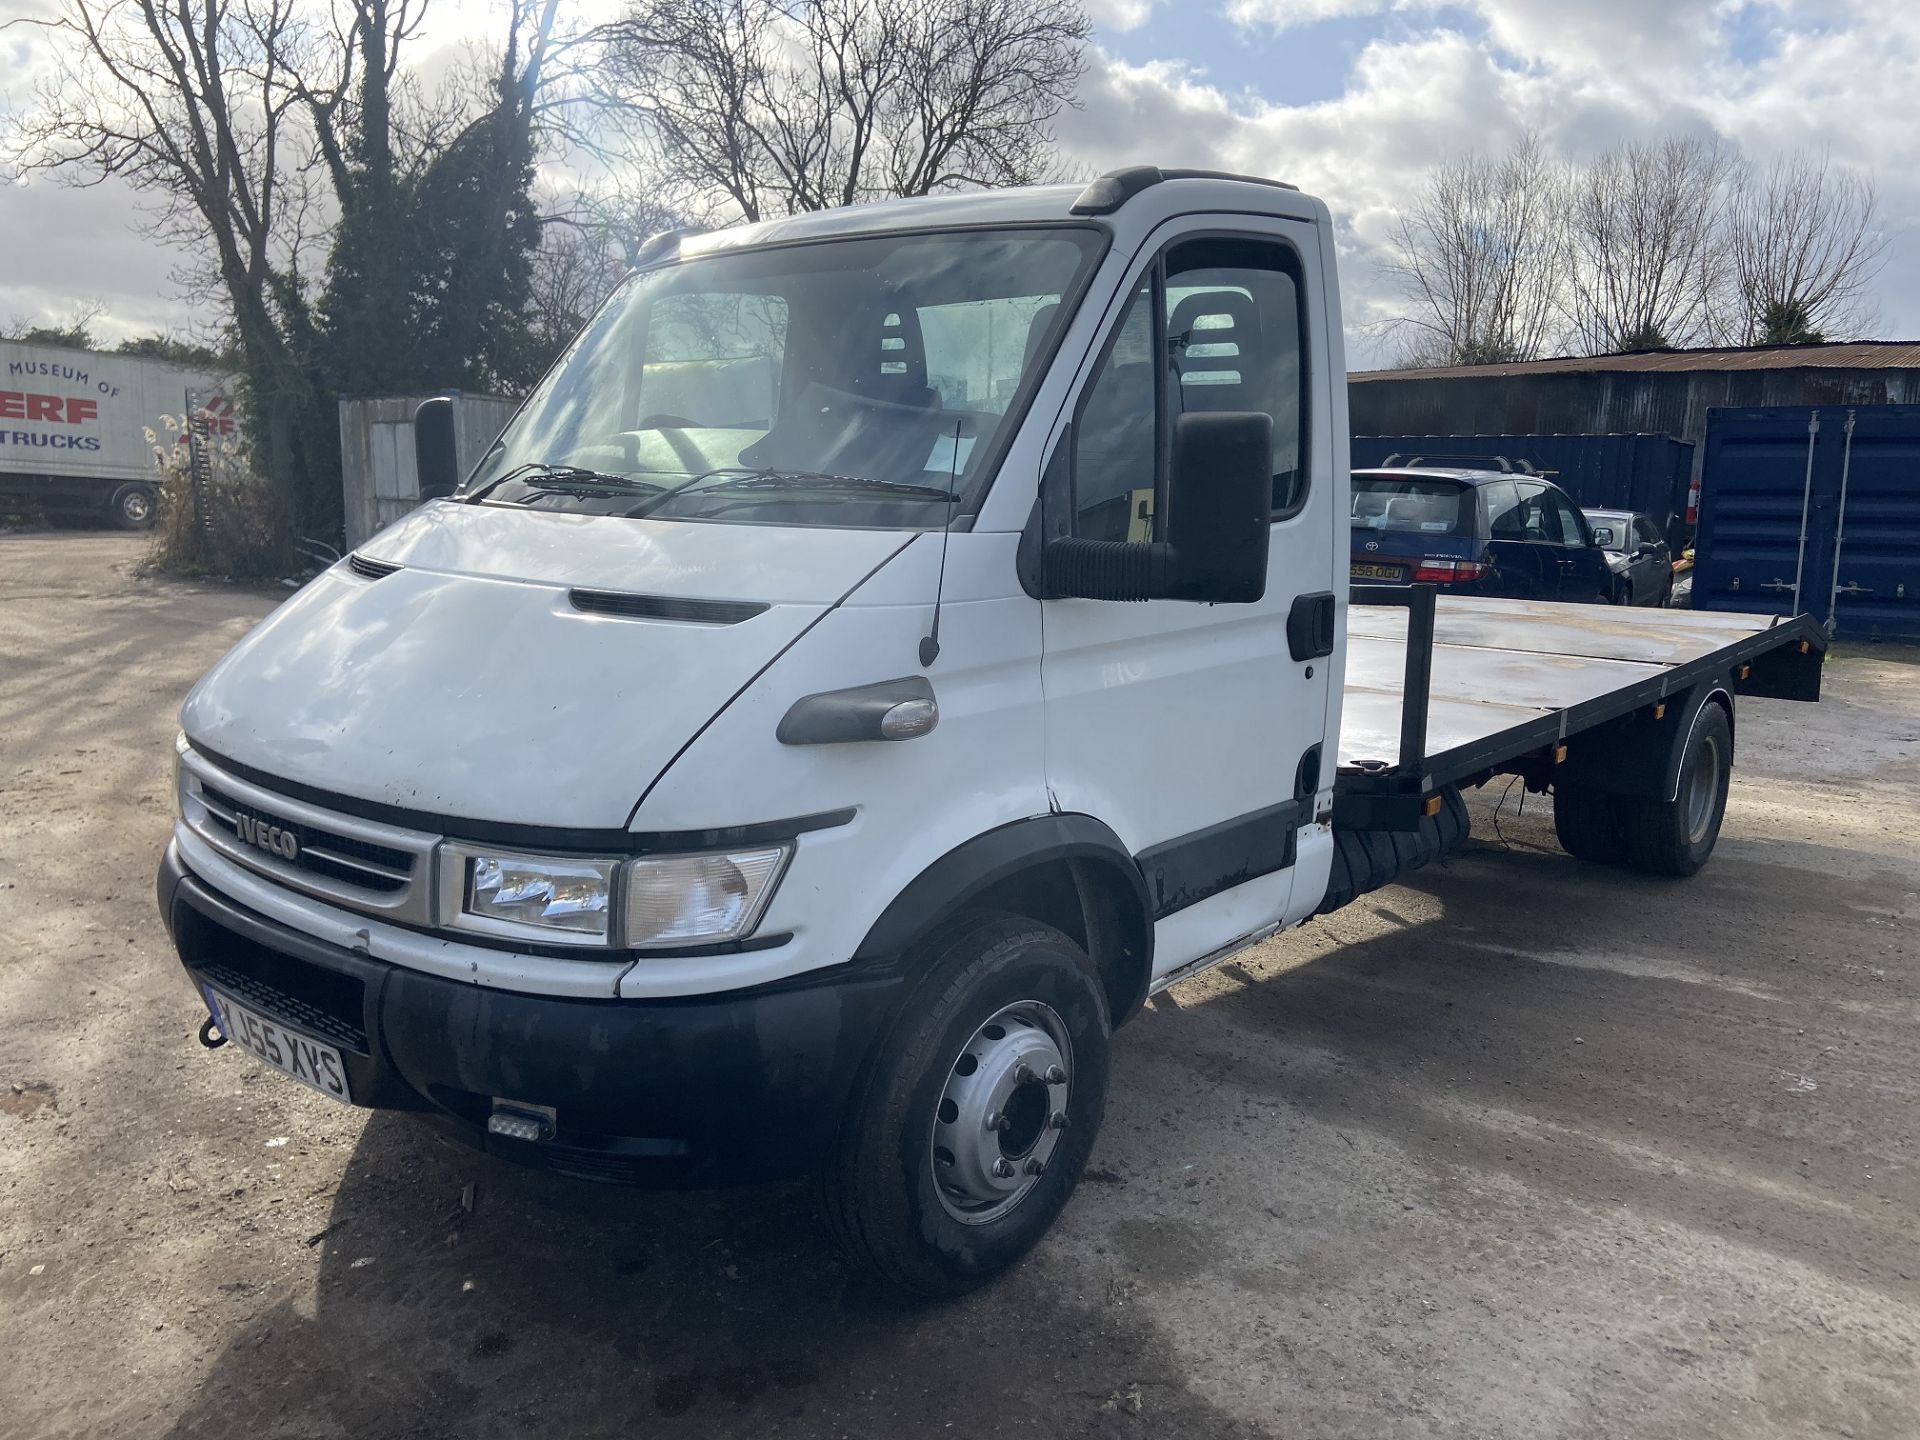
1353, 340, 1920, 381
339, 392, 520, 548
1348, 347, 1920, 525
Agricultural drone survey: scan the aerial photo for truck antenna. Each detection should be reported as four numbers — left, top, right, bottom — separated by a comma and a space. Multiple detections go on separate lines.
919, 419, 963, 668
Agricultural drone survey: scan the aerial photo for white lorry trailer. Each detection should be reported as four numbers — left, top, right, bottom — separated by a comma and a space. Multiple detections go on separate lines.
0, 339, 232, 528
156, 169, 1825, 1294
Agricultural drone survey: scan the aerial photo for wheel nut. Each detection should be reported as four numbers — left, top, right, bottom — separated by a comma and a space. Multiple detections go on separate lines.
1025, 1158, 1044, 1176
1043, 1065, 1066, 1085
1048, 1111, 1068, 1130
986, 1109, 1010, 1132
992, 1158, 1016, 1179
1014, 1064, 1036, 1085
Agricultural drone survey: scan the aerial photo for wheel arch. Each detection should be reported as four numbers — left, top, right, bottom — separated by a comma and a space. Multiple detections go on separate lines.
852, 813, 1156, 1028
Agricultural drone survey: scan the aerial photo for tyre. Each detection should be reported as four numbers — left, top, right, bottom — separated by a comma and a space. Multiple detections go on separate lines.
108, 484, 157, 530
1552, 783, 1627, 864
1622, 702, 1732, 876
818, 912, 1111, 1296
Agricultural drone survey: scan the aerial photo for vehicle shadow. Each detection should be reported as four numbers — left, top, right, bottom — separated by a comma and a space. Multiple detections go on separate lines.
159, 1109, 1269, 1440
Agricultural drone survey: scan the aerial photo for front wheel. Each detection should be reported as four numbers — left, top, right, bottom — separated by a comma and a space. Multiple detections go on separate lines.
1622, 702, 1732, 876
818, 912, 1111, 1296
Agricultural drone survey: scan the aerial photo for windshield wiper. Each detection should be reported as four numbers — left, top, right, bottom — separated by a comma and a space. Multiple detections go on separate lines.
702, 470, 960, 501
470, 462, 663, 501
624, 466, 961, 520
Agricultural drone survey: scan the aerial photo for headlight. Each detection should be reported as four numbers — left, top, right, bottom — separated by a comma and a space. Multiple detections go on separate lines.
172, 733, 191, 816
437, 843, 790, 949
441, 846, 618, 945
625, 847, 789, 950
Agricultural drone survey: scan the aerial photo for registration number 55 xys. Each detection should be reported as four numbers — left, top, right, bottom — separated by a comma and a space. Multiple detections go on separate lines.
207, 989, 352, 1103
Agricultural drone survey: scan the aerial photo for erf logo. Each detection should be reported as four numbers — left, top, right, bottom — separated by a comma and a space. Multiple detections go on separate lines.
0, 392, 99, 424
199, 393, 236, 436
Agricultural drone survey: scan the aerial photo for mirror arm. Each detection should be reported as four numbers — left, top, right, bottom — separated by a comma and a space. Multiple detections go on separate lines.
1042, 536, 1178, 602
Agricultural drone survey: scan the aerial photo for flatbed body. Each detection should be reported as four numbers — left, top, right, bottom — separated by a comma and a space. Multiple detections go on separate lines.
1338, 595, 1825, 791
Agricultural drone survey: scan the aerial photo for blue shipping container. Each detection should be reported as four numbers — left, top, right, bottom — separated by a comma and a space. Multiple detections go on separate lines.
1692, 406, 1920, 643
1350, 433, 1696, 541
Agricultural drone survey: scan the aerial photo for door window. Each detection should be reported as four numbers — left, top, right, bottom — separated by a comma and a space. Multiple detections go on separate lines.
1538, 487, 1589, 546
1068, 234, 1309, 542
1070, 279, 1158, 541
1484, 480, 1527, 540
1633, 516, 1664, 547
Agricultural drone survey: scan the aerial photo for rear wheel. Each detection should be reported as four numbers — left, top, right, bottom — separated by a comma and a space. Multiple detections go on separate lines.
818, 912, 1110, 1296
1622, 703, 1732, 876
1552, 784, 1627, 864
107, 483, 157, 530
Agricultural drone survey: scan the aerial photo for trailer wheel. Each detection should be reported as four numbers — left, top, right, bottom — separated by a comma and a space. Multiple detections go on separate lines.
1622, 703, 1732, 876
108, 484, 157, 530
818, 912, 1110, 1296
1552, 784, 1627, 864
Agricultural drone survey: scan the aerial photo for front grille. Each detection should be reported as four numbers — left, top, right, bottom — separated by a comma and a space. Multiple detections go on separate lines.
198, 784, 412, 895
195, 957, 369, 1054
179, 749, 441, 927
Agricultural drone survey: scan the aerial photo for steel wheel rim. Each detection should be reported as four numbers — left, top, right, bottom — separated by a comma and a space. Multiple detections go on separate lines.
123, 491, 153, 522
930, 1001, 1072, 1226
1685, 733, 1721, 844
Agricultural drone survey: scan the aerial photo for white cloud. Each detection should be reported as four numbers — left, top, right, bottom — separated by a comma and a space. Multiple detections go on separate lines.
1225, 0, 1396, 27
4, 0, 1916, 369
1059, 5, 1920, 363
1086, 0, 1163, 30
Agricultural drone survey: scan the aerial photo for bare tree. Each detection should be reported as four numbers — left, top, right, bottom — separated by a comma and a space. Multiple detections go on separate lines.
1383, 134, 1569, 367
580, 0, 1091, 223
6, 0, 360, 547
1725, 150, 1887, 344
1564, 135, 1736, 353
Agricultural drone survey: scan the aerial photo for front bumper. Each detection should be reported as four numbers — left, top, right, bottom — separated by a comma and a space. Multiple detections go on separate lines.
158, 843, 902, 1187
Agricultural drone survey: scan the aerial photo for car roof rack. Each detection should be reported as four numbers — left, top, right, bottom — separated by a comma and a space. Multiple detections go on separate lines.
1069, 166, 1300, 216
1380, 453, 1545, 476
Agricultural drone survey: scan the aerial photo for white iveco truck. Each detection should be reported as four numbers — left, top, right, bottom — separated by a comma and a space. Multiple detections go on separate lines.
158, 169, 1825, 1294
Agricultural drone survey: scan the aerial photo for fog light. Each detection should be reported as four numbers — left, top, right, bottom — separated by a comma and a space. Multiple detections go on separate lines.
487, 1102, 555, 1142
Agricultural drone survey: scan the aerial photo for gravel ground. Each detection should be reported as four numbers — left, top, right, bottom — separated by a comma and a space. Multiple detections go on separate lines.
2, 531, 1917, 1440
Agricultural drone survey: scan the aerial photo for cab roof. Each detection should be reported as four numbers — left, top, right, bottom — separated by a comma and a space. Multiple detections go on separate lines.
676, 170, 1325, 263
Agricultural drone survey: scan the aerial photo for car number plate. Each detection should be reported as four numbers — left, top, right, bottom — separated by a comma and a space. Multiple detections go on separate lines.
208, 989, 352, 1103
1350, 562, 1406, 581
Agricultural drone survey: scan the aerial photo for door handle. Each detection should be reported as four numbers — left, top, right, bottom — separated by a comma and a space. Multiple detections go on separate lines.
1287, 591, 1337, 661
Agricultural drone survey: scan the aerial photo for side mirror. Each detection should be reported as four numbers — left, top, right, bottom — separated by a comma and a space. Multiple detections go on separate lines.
1041, 412, 1272, 603
414, 396, 461, 503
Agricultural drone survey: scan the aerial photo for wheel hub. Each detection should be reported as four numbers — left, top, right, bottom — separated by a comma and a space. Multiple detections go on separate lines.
931, 1002, 1071, 1225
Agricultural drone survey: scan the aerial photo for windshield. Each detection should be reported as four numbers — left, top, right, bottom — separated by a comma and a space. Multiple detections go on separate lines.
1351, 475, 1474, 536
465, 226, 1102, 529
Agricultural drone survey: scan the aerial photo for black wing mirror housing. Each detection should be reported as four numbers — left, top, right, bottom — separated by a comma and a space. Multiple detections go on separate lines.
1035, 411, 1273, 604
414, 396, 461, 503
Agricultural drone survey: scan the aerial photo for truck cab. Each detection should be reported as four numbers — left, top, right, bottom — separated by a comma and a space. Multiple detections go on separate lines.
157, 168, 1820, 1295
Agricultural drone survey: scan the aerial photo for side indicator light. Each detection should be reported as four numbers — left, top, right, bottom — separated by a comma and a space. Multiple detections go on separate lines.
1738, 664, 1751, 680
1552, 744, 1568, 764
1422, 794, 1443, 817
1653, 702, 1667, 719
1799, 640, 1811, 654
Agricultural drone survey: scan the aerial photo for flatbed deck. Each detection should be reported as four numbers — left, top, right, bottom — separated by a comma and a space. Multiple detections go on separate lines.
1338, 596, 1824, 788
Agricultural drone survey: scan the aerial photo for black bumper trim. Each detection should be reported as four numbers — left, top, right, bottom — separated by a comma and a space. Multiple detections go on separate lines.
159, 845, 903, 1188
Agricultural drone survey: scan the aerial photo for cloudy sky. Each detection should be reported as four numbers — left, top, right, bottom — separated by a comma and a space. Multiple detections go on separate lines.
4, 0, 1916, 368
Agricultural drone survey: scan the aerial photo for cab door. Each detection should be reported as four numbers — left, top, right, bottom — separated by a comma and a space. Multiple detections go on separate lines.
1037, 222, 1336, 982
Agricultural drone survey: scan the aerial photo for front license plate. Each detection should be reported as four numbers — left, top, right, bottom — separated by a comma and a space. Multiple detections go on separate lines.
209, 990, 352, 1104
1351, 562, 1406, 581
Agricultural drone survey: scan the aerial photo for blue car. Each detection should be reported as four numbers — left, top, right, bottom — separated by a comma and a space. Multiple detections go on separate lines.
1349, 465, 1615, 604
